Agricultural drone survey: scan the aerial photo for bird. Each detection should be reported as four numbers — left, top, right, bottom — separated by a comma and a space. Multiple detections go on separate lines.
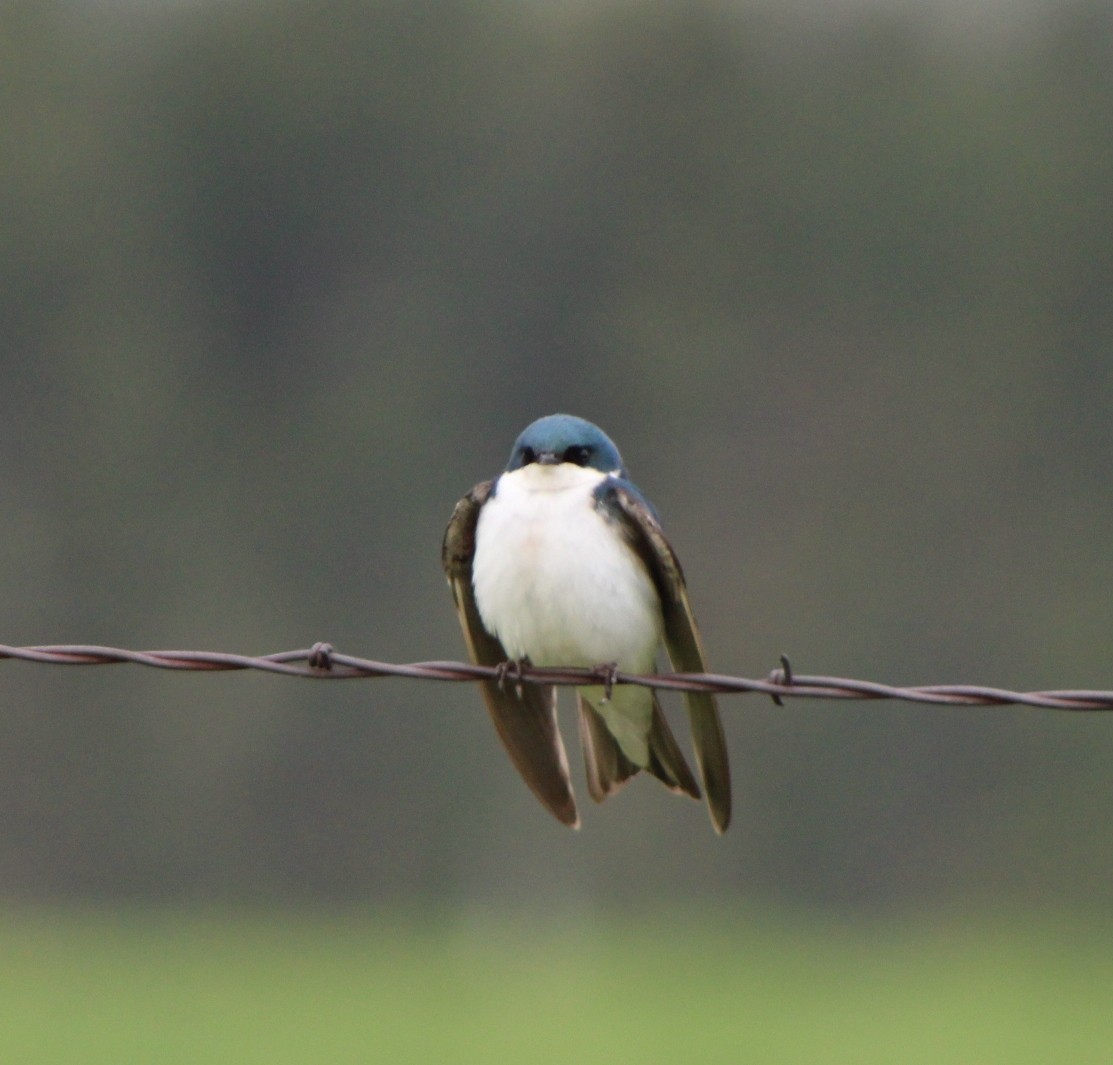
442, 413, 731, 833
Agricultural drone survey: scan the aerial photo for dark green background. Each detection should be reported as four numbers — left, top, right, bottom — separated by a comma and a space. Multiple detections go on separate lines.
2, 0, 1111, 912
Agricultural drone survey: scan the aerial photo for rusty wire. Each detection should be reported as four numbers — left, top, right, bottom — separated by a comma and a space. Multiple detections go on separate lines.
0, 643, 1110, 711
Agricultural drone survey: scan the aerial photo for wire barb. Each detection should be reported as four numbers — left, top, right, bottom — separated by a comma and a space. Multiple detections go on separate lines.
769, 653, 793, 707
1, 643, 1111, 712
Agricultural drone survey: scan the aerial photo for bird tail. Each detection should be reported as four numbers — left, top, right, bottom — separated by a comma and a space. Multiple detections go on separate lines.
577, 693, 701, 803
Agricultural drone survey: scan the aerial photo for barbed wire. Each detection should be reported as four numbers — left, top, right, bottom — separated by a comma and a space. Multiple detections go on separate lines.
1, 643, 1110, 711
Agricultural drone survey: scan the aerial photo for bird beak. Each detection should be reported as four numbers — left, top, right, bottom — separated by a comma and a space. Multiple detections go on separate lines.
537, 450, 561, 465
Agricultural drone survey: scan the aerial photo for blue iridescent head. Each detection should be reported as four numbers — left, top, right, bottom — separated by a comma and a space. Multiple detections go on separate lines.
505, 414, 626, 476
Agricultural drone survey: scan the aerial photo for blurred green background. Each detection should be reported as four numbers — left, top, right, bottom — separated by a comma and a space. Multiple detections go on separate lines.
2, 0, 1112, 1059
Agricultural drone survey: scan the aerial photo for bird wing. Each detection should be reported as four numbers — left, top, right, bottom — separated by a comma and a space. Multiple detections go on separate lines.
442, 481, 579, 828
599, 481, 732, 833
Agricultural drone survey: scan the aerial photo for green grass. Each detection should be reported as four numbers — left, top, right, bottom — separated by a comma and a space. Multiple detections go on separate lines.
1, 906, 1110, 1064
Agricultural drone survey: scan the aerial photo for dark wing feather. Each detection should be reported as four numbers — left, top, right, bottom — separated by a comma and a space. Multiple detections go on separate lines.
602, 482, 732, 833
442, 482, 579, 828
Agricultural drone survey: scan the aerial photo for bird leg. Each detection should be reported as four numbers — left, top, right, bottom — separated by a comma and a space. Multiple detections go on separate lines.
495, 657, 529, 699
594, 661, 620, 703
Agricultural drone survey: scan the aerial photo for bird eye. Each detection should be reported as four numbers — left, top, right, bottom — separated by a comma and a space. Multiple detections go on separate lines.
520, 446, 538, 465
563, 445, 590, 466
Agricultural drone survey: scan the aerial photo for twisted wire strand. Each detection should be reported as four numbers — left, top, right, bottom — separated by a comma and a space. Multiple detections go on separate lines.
1, 643, 1110, 711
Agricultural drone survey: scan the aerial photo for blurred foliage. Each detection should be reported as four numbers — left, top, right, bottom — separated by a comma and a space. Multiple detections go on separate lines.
0, 0, 1112, 909
3, 907, 1113, 1064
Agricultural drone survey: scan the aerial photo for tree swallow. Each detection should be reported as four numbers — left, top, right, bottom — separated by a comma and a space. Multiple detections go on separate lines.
442, 414, 731, 833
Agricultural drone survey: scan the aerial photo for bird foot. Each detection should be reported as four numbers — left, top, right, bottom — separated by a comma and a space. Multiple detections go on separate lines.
495, 657, 529, 699
594, 661, 620, 702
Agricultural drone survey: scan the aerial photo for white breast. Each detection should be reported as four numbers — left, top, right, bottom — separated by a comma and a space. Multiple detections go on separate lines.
472, 464, 662, 670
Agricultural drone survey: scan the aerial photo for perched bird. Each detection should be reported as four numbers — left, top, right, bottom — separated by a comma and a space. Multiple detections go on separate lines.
442, 414, 731, 833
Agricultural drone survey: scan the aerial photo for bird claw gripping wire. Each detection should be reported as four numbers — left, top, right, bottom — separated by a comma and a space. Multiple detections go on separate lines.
595, 661, 620, 702
495, 658, 528, 699
308, 642, 335, 671
768, 654, 794, 706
